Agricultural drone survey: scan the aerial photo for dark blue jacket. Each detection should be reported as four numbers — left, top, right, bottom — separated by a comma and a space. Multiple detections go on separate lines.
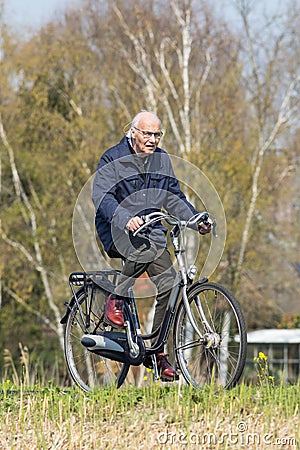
92, 136, 198, 256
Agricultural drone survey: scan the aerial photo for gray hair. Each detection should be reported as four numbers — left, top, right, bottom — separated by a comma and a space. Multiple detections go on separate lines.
131, 110, 162, 129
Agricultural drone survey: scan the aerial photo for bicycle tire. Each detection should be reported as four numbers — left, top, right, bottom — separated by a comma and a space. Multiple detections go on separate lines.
64, 286, 130, 393
173, 281, 247, 389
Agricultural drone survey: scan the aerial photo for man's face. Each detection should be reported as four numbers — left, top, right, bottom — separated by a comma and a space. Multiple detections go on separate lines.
131, 113, 162, 156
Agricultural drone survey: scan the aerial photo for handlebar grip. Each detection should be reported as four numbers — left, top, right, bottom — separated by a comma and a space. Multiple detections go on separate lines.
199, 213, 209, 225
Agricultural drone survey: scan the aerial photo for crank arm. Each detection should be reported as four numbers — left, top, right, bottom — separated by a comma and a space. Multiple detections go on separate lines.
124, 320, 140, 358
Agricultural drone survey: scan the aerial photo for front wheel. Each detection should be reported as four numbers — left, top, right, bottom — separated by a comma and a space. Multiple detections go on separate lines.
173, 282, 247, 389
64, 287, 130, 393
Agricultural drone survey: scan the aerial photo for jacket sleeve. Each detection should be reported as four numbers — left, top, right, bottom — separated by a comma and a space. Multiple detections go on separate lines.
92, 155, 131, 230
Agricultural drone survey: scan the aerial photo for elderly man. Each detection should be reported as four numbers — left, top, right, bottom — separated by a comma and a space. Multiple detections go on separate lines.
92, 110, 211, 381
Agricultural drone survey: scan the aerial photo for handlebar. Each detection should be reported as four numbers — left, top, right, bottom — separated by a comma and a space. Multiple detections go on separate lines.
132, 211, 217, 237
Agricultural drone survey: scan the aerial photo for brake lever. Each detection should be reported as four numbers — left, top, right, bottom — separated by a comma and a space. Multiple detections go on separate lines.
211, 218, 218, 238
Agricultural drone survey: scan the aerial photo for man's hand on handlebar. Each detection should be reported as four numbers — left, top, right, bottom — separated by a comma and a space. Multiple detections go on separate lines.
126, 216, 144, 232
127, 212, 215, 236
198, 220, 212, 235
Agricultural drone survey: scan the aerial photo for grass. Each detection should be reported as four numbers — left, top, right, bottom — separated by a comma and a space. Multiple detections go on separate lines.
0, 379, 299, 449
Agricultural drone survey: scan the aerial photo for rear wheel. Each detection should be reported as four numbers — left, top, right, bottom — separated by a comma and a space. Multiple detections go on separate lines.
64, 287, 130, 392
174, 282, 247, 389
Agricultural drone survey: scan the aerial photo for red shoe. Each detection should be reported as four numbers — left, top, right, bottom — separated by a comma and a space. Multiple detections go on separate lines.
157, 353, 179, 382
143, 353, 179, 382
104, 294, 124, 328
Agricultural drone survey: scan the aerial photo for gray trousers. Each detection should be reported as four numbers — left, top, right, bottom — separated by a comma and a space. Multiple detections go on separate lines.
113, 236, 176, 351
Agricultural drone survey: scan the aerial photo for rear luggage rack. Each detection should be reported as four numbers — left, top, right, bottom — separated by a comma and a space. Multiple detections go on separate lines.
61, 269, 122, 325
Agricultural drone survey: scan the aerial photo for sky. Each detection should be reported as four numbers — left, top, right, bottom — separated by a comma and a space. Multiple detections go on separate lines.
4, 0, 79, 30
3, 0, 290, 32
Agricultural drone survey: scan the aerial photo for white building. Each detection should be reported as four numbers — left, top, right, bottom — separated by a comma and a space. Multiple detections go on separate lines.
246, 329, 300, 383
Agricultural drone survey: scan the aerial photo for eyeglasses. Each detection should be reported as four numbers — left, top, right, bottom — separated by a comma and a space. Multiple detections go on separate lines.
133, 127, 163, 140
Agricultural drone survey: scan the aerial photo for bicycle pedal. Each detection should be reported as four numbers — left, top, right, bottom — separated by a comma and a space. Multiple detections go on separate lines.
160, 373, 179, 382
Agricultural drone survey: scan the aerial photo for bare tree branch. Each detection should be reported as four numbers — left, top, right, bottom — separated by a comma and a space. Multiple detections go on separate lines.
1, 226, 39, 268
170, 0, 192, 153
194, 48, 212, 150
3, 286, 58, 334
0, 117, 30, 225
112, 1, 197, 156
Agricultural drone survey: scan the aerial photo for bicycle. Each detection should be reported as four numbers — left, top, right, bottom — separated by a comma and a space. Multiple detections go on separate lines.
61, 211, 247, 392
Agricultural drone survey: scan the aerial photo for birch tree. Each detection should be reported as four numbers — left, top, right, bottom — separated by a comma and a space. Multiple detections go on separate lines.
233, 0, 300, 288
110, 0, 216, 157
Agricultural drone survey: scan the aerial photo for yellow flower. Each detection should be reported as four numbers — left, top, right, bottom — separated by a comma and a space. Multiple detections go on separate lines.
143, 376, 148, 381
258, 351, 268, 360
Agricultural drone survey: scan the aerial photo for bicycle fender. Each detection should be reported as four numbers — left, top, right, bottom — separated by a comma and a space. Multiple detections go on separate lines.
60, 286, 85, 324
187, 277, 208, 295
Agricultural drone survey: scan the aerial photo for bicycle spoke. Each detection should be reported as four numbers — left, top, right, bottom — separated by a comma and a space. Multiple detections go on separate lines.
174, 282, 247, 389
64, 287, 129, 392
